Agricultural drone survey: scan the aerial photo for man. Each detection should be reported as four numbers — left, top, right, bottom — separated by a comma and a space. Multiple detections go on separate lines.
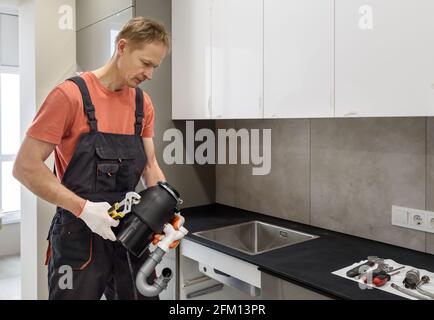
13, 17, 177, 300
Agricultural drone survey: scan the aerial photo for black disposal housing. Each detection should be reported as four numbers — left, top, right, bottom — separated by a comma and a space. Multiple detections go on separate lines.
116, 181, 182, 257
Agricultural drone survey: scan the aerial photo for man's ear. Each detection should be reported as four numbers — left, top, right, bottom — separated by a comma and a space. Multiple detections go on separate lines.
117, 39, 128, 56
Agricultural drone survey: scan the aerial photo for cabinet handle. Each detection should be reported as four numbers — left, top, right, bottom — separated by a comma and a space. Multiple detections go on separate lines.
214, 268, 230, 277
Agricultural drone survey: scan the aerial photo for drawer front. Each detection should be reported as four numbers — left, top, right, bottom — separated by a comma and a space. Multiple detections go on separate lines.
181, 239, 261, 288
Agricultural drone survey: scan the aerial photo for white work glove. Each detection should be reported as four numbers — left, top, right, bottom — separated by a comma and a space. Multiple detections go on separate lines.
78, 200, 119, 241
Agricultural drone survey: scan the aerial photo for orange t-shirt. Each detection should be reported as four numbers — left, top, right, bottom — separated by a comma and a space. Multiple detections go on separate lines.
26, 71, 155, 181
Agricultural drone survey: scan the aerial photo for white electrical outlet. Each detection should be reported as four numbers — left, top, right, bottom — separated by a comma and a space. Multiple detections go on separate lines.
392, 206, 434, 233
427, 213, 434, 229
409, 212, 425, 227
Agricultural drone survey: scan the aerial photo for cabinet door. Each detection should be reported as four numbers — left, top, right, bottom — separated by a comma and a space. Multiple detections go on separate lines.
77, 8, 133, 71
261, 272, 332, 299
76, 0, 133, 30
211, 0, 263, 119
264, 0, 334, 118
336, 0, 434, 117
172, 0, 212, 119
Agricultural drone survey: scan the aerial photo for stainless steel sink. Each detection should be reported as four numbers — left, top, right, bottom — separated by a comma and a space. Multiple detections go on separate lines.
193, 220, 319, 255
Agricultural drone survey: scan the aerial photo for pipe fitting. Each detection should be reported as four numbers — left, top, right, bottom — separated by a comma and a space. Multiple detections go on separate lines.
135, 247, 172, 297
416, 275, 434, 299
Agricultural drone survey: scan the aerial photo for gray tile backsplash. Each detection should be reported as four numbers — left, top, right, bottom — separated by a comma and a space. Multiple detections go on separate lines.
234, 120, 310, 224
426, 118, 434, 254
311, 118, 426, 252
216, 117, 433, 254
216, 120, 237, 207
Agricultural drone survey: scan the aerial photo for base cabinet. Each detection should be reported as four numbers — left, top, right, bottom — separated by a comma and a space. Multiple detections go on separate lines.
179, 239, 332, 300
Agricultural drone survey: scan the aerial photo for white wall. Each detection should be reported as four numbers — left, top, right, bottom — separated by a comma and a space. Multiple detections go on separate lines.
19, 0, 76, 300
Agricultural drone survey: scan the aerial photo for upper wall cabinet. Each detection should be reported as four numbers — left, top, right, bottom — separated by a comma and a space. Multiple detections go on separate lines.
211, 0, 263, 119
335, 0, 434, 117
173, 0, 434, 119
172, 0, 212, 119
76, 0, 133, 30
0, 13, 19, 67
172, 0, 262, 119
77, 8, 133, 70
264, 0, 334, 118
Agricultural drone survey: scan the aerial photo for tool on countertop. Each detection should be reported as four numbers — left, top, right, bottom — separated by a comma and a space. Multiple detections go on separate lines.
346, 256, 380, 278
391, 283, 431, 300
372, 270, 402, 287
416, 275, 434, 299
401, 269, 434, 299
107, 191, 141, 220
403, 269, 420, 289
360, 266, 405, 285
353, 258, 386, 280
389, 269, 434, 300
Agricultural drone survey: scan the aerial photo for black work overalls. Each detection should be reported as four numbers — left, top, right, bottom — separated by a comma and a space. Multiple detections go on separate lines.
46, 76, 158, 300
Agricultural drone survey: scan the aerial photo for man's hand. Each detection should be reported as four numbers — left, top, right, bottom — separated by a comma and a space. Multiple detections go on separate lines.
78, 201, 119, 241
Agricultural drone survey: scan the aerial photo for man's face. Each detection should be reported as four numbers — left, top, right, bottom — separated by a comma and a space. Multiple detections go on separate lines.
117, 40, 167, 88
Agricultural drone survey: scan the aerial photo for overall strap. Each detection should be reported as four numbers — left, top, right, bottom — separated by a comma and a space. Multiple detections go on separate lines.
68, 76, 98, 132
135, 87, 144, 136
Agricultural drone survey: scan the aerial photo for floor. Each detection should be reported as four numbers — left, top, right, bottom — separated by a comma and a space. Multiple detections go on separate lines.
0, 255, 21, 300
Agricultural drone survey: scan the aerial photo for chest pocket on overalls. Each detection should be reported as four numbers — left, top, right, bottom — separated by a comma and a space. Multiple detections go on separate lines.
95, 147, 135, 192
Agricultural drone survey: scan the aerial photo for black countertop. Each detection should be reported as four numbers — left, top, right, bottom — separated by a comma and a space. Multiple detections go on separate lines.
181, 203, 434, 300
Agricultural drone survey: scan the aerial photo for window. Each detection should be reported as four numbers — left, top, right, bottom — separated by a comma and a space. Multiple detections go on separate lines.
110, 29, 118, 57
0, 11, 20, 224
0, 68, 21, 223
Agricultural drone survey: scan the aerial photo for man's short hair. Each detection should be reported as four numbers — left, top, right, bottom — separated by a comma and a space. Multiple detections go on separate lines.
115, 16, 170, 50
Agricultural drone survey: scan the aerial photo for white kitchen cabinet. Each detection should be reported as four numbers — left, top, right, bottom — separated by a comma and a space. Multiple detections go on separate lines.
172, 0, 212, 119
264, 0, 334, 118
77, 8, 133, 71
76, 0, 133, 30
335, 0, 434, 117
179, 239, 332, 300
0, 13, 19, 67
211, 0, 263, 119
179, 239, 262, 299
172, 0, 262, 119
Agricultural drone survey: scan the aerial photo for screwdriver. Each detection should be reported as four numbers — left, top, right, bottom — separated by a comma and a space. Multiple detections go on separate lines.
373, 270, 401, 287
361, 266, 405, 284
